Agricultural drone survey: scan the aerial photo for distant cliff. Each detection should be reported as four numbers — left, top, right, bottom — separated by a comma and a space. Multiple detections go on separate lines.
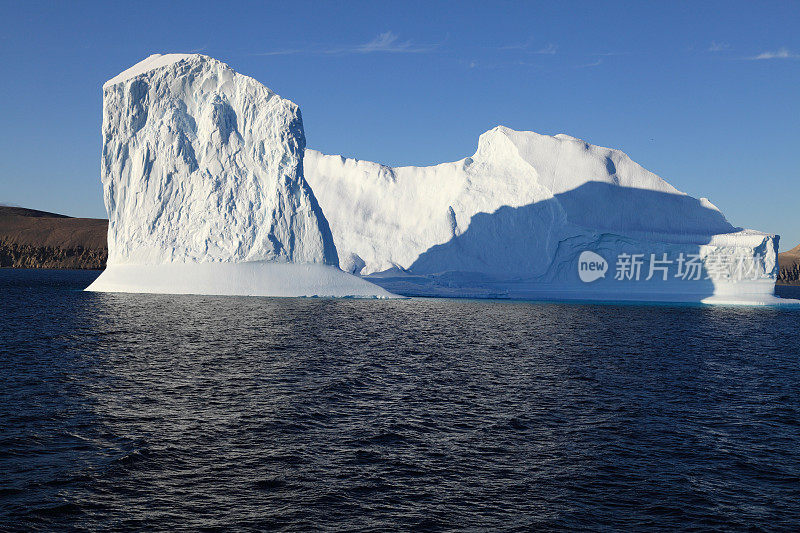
0, 206, 107, 269
778, 245, 800, 285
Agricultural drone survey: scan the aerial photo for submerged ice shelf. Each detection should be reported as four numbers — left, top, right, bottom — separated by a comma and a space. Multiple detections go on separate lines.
91, 263, 395, 298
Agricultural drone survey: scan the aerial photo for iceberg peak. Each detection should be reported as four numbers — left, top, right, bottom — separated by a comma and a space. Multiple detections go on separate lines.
104, 53, 196, 88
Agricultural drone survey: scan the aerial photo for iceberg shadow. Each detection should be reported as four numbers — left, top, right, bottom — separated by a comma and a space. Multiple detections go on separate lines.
364, 182, 773, 303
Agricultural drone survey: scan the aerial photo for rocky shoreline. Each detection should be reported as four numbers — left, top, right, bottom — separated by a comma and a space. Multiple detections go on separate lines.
0, 206, 107, 270
777, 245, 800, 286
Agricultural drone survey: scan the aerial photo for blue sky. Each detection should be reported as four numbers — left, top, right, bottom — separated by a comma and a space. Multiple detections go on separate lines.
1, 1, 798, 247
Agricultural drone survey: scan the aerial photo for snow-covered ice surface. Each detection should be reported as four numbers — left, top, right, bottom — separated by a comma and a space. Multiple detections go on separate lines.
87, 54, 392, 298
305, 127, 796, 305
91, 263, 395, 298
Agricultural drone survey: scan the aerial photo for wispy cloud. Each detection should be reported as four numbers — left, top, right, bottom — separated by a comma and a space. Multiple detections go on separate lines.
535, 43, 558, 55
745, 47, 800, 60
352, 31, 428, 53
256, 31, 435, 56
708, 41, 731, 52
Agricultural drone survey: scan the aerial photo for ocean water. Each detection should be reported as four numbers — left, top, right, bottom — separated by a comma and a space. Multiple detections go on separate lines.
2, 269, 799, 531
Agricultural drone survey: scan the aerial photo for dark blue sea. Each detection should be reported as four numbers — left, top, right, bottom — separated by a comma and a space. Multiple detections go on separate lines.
2, 269, 799, 531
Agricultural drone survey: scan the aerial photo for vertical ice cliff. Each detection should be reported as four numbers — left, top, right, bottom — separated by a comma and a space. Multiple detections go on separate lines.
305, 127, 782, 304
101, 53, 335, 265
87, 54, 392, 297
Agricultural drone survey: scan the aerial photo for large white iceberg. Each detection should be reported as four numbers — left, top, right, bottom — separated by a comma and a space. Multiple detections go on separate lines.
305, 127, 785, 304
87, 54, 392, 298
85, 53, 789, 304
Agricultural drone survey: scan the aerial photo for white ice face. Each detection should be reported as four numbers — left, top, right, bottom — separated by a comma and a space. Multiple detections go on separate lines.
304, 126, 778, 302
101, 54, 338, 267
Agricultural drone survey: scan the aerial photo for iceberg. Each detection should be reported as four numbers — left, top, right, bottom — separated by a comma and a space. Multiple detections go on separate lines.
85, 53, 791, 304
86, 54, 392, 298
305, 127, 788, 304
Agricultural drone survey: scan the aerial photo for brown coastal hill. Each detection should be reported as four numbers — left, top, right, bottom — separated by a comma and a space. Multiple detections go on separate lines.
778, 244, 800, 286
0, 206, 107, 269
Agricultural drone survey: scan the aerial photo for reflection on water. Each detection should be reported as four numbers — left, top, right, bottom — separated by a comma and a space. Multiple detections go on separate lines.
1, 269, 800, 530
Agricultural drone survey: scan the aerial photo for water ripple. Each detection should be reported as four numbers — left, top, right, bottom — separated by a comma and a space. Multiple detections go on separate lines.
1, 270, 799, 530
